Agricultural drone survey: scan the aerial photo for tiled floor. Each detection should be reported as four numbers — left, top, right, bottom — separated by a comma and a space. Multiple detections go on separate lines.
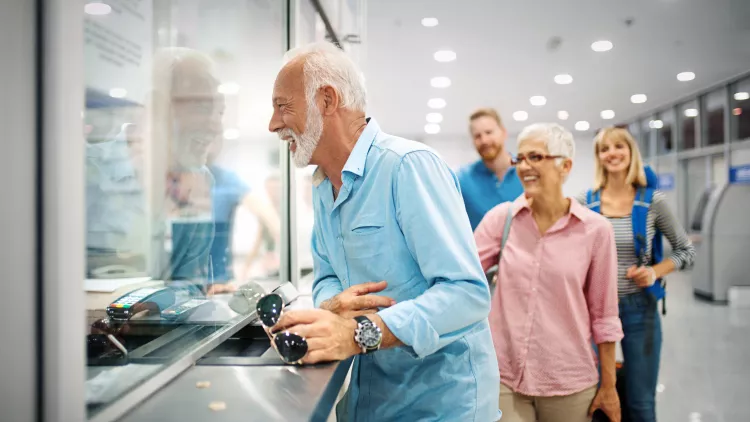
656, 272, 750, 422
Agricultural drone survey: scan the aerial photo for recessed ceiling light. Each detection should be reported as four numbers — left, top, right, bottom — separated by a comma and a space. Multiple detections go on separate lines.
428, 98, 447, 109
421, 17, 439, 27
557, 111, 569, 120
591, 40, 613, 52
424, 123, 441, 134
600, 110, 615, 119
677, 71, 695, 82
434, 50, 457, 63
575, 121, 590, 131
218, 82, 241, 95
631, 94, 648, 104
554, 74, 573, 85
426, 113, 443, 123
430, 77, 451, 88
684, 108, 699, 117
649, 120, 664, 129
108, 88, 127, 98
530, 96, 547, 106
735, 92, 750, 101
223, 128, 240, 140
512, 111, 529, 122
85, 2, 112, 15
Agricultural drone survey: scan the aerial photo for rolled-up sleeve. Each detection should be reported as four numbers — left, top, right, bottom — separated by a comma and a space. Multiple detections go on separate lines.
310, 225, 343, 308
652, 191, 696, 271
377, 151, 490, 358
585, 222, 624, 344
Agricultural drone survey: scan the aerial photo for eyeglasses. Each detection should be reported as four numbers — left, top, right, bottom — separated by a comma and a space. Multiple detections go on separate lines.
512, 153, 564, 166
256, 293, 308, 364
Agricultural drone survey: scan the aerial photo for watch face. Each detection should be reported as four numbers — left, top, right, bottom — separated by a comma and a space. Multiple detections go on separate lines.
360, 325, 381, 349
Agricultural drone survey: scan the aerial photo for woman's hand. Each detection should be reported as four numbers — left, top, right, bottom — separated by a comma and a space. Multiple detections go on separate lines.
626, 265, 656, 287
588, 385, 621, 422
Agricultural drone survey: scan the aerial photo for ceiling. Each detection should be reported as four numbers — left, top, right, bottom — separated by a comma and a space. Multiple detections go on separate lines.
362, 0, 750, 141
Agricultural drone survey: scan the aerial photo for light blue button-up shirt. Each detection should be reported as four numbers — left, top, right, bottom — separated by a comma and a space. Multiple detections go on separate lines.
310, 119, 500, 422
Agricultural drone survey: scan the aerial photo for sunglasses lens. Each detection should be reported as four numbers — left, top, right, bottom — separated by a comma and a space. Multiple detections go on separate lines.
256, 294, 283, 327
273, 332, 308, 364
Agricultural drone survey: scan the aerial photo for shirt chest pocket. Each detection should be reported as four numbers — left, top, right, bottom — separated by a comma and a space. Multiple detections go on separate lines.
343, 214, 385, 259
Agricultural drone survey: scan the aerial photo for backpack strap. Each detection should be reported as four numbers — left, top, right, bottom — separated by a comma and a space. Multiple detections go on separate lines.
633, 187, 667, 309
585, 189, 601, 213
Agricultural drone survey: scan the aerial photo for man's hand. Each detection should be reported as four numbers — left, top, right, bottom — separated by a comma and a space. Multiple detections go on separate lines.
207, 283, 238, 296
626, 265, 656, 287
588, 385, 621, 422
273, 309, 361, 364
320, 281, 396, 318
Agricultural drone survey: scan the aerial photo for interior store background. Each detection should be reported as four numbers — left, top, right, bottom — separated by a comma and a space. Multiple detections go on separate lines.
1, 0, 749, 421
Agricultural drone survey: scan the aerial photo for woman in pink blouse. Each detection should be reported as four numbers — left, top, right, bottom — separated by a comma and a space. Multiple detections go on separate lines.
475, 123, 624, 422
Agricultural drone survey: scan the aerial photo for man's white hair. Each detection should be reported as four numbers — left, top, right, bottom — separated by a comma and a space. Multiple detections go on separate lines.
284, 42, 367, 112
517, 122, 576, 164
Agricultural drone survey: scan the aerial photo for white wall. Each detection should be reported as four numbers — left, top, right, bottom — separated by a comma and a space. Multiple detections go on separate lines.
0, 1, 38, 420
421, 130, 597, 198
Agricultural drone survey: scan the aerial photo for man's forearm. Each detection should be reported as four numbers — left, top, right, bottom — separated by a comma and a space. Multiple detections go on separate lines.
598, 342, 617, 388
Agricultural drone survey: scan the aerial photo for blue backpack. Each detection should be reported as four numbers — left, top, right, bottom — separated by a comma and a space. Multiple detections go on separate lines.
585, 166, 667, 315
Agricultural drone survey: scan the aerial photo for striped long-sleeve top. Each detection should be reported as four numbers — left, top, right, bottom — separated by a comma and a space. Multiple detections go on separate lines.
575, 190, 696, 296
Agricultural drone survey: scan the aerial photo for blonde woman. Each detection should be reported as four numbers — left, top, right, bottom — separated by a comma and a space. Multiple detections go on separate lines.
577, 127, 695, 422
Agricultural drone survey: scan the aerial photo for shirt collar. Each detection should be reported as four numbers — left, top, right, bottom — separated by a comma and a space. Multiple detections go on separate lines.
511, 193, 591, 223
312, 118, 379, 187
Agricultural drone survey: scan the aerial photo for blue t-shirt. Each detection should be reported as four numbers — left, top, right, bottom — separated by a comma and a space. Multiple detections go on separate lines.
208, 165, 250, 282
456, 160, 524, 230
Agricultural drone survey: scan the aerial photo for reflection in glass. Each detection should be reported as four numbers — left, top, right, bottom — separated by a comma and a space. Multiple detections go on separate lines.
82, 0, 286, 416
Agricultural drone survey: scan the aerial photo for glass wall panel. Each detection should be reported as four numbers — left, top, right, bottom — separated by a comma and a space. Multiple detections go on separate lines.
678, 100, 699, 151
730, 77, 750, 141
639, 117, 652, 159
704, 89, 726, 146
656, 108, 675, 155
82, 0, 285, 416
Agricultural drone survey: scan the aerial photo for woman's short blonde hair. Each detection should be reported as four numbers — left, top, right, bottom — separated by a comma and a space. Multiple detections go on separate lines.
593, 127, 647, 191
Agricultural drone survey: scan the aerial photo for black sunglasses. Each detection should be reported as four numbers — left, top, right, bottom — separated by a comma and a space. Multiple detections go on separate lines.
256, 293, 308, 364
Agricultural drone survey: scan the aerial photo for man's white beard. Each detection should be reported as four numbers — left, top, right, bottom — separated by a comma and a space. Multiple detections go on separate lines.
281, 100, 323, 168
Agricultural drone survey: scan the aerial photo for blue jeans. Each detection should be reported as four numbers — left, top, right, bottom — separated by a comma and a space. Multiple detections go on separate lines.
619, 291, 662, 422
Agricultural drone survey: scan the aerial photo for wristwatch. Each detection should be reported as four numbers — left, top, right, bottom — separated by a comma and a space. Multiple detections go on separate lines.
353, 315, 382, 354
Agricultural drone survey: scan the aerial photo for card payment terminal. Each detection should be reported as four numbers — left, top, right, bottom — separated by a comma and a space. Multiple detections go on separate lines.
106, 287, 176, 321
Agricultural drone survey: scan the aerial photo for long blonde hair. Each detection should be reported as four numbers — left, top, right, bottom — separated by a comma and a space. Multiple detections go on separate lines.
592, 127, 647, 191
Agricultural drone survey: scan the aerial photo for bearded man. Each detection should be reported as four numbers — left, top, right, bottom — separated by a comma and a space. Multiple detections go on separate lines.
266, 42, 500, 422
456, 108, 524, 230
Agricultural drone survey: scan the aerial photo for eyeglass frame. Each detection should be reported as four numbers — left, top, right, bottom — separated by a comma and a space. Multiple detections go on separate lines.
511, 153, 566, 166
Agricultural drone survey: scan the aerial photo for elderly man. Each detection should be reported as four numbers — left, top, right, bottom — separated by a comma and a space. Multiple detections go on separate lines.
267, 42, 500, 421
